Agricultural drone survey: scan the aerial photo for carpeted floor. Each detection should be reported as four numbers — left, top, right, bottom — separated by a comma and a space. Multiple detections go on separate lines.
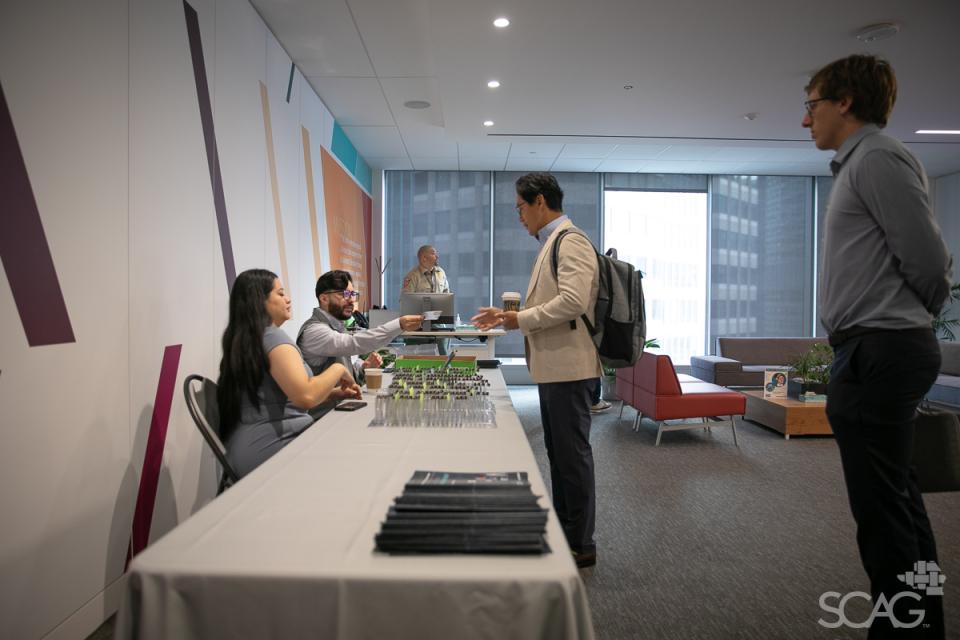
507, 386, 960, 640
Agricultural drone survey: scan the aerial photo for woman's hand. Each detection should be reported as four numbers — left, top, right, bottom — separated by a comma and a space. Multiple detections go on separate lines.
336, 365, 362, 399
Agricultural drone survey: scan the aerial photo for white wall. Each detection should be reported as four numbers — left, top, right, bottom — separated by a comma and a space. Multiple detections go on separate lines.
0, 1, 370, 637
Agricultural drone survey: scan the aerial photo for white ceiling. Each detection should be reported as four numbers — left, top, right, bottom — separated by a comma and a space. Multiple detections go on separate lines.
251, 0, 960, 177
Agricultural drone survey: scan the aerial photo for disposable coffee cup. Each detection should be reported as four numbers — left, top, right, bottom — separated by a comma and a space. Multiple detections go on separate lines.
502, 292, 521, 312
365, 368, 383, 390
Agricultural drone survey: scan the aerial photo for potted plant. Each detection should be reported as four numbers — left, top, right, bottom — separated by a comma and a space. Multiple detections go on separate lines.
787, 343, 833, 398
600, 338, 660, 400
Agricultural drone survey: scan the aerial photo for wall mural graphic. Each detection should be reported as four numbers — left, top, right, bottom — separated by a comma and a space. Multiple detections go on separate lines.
259, 81, 290, 289
0, 81, 76, 347
301, 126, 323, 280
183, 0, 237, 290
321, 148, 372, 309
126, 344, 182, 568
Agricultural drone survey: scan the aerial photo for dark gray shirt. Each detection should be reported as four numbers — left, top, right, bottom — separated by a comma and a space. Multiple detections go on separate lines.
819, 124, 952, 335
225, 326, 314, 478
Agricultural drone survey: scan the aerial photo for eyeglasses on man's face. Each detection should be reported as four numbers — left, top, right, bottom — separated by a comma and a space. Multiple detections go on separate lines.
323, 289, 361, 301
804, 96, 835, 115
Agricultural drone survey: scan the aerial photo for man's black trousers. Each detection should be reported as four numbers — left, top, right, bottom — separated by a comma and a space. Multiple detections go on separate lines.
827, 328, 943, 638
538, 379, 596, 554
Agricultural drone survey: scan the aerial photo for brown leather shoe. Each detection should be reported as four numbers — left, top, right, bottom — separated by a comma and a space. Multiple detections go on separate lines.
572, 550, 597, 568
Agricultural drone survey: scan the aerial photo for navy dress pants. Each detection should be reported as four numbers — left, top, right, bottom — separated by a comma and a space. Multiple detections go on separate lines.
827, 328, 943, 639
538, 379, 596, 554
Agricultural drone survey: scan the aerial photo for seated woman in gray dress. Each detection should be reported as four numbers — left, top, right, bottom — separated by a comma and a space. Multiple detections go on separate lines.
217, 268, 362, 478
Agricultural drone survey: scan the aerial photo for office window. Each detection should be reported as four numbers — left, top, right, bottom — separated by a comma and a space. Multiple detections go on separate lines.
709, 176, 814, 350
383, 171, 491, 319
492, 172, 601, 357
814, 176, 834, 336
605, 173, 708, 192
604, 190, 708, 365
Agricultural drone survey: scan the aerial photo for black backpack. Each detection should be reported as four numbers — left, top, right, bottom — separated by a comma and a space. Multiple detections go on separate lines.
551, 229, 646, 368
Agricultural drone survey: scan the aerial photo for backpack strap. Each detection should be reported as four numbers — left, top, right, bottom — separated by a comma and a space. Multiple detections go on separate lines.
550, 228, 598, 334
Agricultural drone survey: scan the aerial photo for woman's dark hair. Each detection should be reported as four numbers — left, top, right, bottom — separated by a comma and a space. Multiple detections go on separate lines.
315, 270, 353, 299
805, 54, 897, 127
516, 172, 564, 211
217, 269, 277, 439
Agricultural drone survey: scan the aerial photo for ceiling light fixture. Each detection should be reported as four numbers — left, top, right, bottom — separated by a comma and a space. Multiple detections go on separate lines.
855, 22, 900, 43
493, 17, 510, 28
916, 130, 960, 135
487, 80, 500, 89
483, 120, 495, 127
403, 100, 431, 109
743, 112, 758, 121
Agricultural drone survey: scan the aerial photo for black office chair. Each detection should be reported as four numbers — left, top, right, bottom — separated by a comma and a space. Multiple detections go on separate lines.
183, 374, 239, 494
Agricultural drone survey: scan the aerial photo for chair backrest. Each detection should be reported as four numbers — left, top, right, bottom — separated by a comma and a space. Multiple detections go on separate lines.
716, 337, 826, 364
183, 374, 239, 490
634, 352, 682, 396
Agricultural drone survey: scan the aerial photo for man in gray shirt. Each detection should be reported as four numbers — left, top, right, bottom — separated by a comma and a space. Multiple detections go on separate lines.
804, 54, 951, 638
297, 270, 422, 383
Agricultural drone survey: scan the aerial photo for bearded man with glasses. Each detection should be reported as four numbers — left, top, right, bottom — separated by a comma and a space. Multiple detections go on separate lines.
297, 270, 422, 401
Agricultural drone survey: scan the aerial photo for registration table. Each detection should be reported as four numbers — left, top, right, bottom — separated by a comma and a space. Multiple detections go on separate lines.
116, 369, 594, 640
401, 328, 506, 360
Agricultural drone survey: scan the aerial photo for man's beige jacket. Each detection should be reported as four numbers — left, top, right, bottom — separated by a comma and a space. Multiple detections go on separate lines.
517, 219, 602, 384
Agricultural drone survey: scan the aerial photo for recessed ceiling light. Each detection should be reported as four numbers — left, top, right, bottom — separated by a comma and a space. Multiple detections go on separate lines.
483, 120, 495, 127
743, 112, 758, 121
916, 130, 960, 135
493, 17, 510, 28
403, 100, 431, 109
487, 80, 501, 89
855, 22, 900, 43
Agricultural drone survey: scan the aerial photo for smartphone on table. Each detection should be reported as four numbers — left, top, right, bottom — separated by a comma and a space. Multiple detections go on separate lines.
334, 401, 368, 411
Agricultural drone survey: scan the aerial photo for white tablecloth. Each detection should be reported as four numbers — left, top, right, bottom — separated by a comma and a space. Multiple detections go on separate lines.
116, 370, 594, 640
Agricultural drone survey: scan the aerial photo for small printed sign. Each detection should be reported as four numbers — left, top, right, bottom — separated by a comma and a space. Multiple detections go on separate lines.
763, 369, 789, 399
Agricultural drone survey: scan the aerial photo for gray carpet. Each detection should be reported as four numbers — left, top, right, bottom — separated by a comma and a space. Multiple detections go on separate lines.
508, 386, 960, 640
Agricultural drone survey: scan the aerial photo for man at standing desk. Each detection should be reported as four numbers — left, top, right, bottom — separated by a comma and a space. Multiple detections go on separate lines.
472, 172, 601, 569
402, 245, 451, 354
805, 54, 951, 638
402, 245, 450, 294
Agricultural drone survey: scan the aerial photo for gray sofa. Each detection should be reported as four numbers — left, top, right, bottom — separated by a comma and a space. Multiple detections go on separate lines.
927, 341, 960, 408
690, 337, 828, 387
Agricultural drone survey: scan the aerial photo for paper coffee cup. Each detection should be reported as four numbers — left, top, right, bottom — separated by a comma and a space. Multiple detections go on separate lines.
365, 368, 383, 390
501, 292, 521, 312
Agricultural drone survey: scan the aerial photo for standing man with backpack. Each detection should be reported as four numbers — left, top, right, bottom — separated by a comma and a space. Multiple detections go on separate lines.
472, 172, 601, 568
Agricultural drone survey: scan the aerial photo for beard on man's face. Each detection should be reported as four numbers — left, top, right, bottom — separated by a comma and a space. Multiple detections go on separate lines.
329, 298, 354, 320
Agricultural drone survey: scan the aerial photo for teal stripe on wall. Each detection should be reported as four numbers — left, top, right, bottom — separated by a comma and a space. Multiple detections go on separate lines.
331, 122, 358, 174
329, 121, 371, 194
355, 157, 372, 193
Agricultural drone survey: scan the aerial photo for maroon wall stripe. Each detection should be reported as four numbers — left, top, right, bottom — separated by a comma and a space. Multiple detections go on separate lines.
183, 0, 237, 290
0, 81, 76, 346
126, 344, 182, 568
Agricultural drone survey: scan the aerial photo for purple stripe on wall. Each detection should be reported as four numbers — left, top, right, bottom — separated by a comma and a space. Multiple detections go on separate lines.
126, 344, 182, 568
0, 81, 76, 346
183, 0, 237, 290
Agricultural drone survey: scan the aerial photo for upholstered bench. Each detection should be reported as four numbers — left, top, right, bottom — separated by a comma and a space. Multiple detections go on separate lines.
690, 337, 828, 387
619, 352, 746, 446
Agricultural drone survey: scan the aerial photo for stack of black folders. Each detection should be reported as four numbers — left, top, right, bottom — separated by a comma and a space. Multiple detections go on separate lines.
374, 470, 550, 555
